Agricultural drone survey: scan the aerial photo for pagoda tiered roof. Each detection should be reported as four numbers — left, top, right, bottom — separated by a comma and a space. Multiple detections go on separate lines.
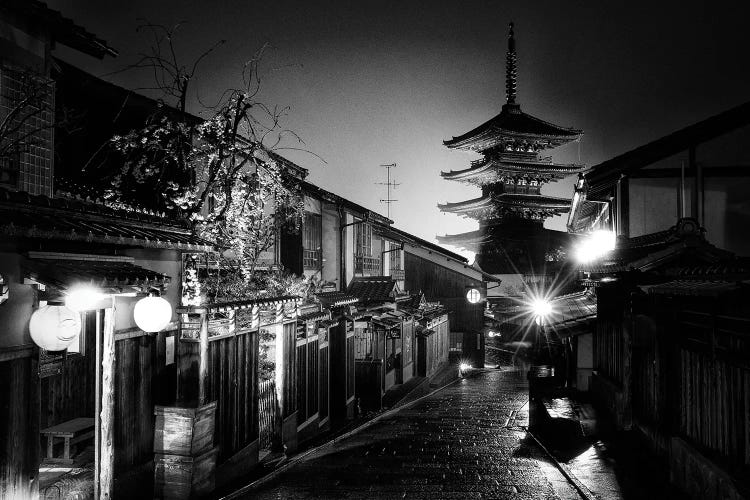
435, 229, 492, 251
441, 156, 584, 186
443, 103, 582, 152
437, 223, 576, 252
437, 193, 571, 220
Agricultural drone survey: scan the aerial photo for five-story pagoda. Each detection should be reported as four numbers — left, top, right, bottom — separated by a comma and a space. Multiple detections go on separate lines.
438, 23, 584, 276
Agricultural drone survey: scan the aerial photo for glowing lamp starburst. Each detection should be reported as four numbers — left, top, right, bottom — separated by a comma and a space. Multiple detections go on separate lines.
65, 286, 104, 312
531, 298, 552, 319
574, 230, 616, 263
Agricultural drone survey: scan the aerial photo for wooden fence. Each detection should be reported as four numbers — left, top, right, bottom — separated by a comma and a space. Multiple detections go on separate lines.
417, 316, 449, 378
630, 297, 750, 481
258, 379, 278, 451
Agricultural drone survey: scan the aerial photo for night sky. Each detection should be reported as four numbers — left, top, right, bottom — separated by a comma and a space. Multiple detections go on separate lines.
48, 0, 750, 261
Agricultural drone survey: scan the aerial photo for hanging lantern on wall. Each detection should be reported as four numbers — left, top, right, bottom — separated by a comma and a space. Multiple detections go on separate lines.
133, 295, 173, 333
29, 305, 81, 351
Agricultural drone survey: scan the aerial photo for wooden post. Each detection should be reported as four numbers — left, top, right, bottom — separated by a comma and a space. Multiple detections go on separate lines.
99, 304, 115, 500
94, 309, 101, 498
199, 312, 209, 405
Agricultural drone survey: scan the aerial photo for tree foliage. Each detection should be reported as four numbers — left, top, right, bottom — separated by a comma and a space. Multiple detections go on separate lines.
110, 23, 308, 287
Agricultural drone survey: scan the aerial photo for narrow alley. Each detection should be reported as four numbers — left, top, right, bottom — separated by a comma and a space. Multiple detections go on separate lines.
230, 369, 584, 500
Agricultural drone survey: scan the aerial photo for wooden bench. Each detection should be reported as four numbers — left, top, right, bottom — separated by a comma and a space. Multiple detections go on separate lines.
41, 417, 95, 464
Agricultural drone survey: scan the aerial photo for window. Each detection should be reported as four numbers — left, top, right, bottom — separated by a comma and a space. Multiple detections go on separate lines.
354, 222, 372, 257
0, 66, 54, 195
389, 246, 402, 271
302, 212, 322, 269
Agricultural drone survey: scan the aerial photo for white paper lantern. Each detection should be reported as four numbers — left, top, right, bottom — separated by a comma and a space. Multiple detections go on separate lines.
133, 296, 172, 333
29, 305, 81, 351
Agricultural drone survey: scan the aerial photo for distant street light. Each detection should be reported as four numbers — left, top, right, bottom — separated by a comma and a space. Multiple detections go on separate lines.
574, 230, 616, 263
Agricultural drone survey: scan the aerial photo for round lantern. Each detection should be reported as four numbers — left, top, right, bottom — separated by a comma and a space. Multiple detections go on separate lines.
466, 288, 482, 304
29, 305, 81, 351
133, 296, 172, 333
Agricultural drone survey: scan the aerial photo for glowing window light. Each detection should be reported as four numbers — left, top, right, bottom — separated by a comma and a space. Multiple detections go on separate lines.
574, 230, 616, 263
466, 288, 482, 304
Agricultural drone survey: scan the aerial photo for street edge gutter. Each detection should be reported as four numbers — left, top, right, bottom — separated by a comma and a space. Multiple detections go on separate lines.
220, 374, 464, 499
525, 427, 598, 500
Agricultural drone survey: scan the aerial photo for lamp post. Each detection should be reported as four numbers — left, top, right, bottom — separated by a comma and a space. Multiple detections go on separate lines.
527, 296, 554, 431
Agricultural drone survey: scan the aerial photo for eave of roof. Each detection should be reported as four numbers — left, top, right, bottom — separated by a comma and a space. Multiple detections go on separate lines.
178, 295, 300, 314
584, 101, 750, 199
0, 187, 215, 251
438, 193, 572, 213
441, 158, 584, 183
300, 180, 392, 225
5, 1, 118, 59
444, 104, 582, 151
23, 252, 170, 294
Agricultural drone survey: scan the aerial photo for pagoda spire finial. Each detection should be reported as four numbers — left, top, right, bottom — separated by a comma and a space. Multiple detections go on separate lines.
505, 22, 517, 105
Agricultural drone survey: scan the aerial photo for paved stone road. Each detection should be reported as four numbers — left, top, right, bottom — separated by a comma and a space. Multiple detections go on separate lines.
240, 369, 583, 500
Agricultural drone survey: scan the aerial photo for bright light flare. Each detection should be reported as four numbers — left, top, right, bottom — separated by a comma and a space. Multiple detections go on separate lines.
65, 286, 104, 312
459, 362, 471, 372
574, 230, 616, 263
531, 298, 552, 318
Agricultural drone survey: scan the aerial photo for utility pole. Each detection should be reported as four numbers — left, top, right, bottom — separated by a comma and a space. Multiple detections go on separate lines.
377, 163, 400, 220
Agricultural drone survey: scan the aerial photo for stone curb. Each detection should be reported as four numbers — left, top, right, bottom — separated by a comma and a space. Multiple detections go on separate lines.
525, 428, 598, 500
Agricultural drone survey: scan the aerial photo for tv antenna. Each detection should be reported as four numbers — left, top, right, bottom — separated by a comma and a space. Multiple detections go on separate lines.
377, 163, 400, 220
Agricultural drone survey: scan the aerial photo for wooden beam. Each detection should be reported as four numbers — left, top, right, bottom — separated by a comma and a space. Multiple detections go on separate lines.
629, 165, 750, 179
94, 309, 101, 499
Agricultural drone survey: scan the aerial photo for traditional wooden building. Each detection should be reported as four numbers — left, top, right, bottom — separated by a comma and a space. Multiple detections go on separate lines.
580, 218, 749, 500
568, 100, 750, 256
439, 23, 584, 282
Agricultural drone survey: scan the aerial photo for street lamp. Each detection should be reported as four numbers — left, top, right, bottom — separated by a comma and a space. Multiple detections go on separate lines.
530, 297, 552, 323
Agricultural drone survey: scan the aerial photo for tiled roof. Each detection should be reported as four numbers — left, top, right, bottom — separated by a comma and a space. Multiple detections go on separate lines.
642, 280, 746, 297
548, 291, 597, 326
439, 193, 571, 214
298, 310, 332, 323
23, 253, 169, 294
348, 276, 397, 303
0, 188, 214, 251
315, 291, 359, 307
579, 219, 735, 276
178, 296, 299, 314
444, 104, 582, 151
441, 157, 584, 185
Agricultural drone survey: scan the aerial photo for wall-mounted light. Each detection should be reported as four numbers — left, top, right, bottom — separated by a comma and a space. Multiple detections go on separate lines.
65, 285, 104, 312
574, 230, 616, 263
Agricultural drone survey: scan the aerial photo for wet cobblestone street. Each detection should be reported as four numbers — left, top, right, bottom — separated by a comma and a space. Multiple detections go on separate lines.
239, 369, 584, 499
